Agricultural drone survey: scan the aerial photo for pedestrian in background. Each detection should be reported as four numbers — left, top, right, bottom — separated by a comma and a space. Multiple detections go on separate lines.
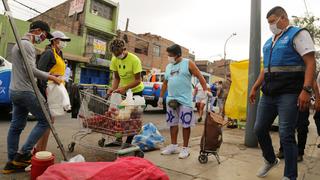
158, 44, 211, 159
249, 6, 316, 180
194, 81, 210, 122
35, 31, 71, 152
2, 21, 61, 174
216, 81, 224, 115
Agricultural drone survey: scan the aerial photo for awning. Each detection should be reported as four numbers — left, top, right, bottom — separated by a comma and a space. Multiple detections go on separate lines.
35, 47, 90, 63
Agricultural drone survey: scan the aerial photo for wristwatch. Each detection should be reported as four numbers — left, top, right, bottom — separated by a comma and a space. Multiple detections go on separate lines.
303, 86, 313, 94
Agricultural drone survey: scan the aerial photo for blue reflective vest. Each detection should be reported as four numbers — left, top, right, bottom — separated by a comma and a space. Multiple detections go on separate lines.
262, 26, 305, 95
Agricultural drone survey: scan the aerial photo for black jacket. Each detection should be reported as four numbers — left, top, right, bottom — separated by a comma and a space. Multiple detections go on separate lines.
36, 45, 64, 99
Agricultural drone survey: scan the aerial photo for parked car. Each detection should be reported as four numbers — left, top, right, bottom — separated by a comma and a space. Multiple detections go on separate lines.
0, 56, 12, 107
142, 73, 168, 111
0, 56, 36, 120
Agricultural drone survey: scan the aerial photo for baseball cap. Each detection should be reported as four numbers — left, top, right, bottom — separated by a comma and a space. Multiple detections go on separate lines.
50, 31, 71, 42
29, 20, 53, 39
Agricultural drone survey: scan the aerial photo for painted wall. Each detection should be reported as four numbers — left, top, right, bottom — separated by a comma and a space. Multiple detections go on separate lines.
0, 15, 85, 58
84, 0, 118, 35
0, 16, 29, 57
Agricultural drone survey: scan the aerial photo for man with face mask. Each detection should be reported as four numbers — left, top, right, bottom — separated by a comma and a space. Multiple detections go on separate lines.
249, 6, 316, 180
158, 44, 211, 159
35, 31, 71, 153
107, 38, 144, 148
2, 21, 62, 174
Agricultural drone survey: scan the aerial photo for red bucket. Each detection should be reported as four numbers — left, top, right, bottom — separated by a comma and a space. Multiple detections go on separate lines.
31, 151, 55, 180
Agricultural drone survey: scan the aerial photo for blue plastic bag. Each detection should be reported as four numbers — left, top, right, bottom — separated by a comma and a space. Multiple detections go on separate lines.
133, 123, 164, 151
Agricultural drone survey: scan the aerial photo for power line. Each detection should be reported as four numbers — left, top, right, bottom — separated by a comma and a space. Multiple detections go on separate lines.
8, 4, 37, 19
8, 6, 33, 18
26, 0, 51, 9
8, 2, 38, 16
12, 0, 84, 32
12, 0, 42, 14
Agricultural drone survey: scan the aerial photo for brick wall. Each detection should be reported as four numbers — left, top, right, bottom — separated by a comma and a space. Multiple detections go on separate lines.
118, 31, 191, 71
29, 0, 85, 36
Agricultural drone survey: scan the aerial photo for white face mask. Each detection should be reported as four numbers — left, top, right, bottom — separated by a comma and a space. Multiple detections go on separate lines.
269, 17, 282, 35
168, 56, 175, 64
34, 32, 45, 44
117, 53, 125, 59
58, 41, 67, 49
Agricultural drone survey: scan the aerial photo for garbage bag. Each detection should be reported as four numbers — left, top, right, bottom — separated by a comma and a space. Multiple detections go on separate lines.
47, 82, 71, 117
38, 157, 169, 180
132, 123, 164, 151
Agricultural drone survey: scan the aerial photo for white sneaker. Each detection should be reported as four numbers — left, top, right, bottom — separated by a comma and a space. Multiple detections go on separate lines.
161, 144, 179, 155
256, 158, 280, 178
178, 147, 190, 159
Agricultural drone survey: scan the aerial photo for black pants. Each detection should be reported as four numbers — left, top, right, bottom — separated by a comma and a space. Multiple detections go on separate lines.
124, 91, 143, 144
313, 111, 320, 136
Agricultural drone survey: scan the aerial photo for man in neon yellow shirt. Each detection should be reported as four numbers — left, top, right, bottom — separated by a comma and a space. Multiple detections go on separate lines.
108, 39, 144, 95
107, 39, 144, 147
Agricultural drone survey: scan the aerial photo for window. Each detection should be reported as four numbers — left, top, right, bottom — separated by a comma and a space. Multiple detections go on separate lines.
153, 45, 160, 57
91, 0, 113, 20
134, 38, 149, 56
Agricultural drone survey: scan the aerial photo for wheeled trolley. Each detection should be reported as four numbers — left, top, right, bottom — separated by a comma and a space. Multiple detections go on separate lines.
198, 96, 228, 164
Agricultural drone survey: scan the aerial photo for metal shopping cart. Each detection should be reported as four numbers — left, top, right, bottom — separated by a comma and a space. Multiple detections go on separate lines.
68, 90, 144, 158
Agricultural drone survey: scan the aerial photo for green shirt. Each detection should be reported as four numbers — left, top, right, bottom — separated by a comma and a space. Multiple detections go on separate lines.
110, 52, 144, 93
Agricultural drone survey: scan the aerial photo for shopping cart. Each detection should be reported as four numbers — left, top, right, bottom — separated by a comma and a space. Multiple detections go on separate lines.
68, 90, 144, 158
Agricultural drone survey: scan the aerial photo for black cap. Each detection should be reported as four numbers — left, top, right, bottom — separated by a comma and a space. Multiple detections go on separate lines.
29, 21, 53, 39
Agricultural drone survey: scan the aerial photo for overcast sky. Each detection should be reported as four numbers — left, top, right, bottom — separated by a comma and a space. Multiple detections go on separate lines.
0, 0, 319, 61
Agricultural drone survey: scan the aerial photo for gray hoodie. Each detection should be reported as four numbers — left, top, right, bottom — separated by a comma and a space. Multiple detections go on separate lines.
9, 35, 49, 92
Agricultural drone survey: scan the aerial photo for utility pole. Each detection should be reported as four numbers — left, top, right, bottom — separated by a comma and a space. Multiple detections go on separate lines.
125, 18, 129, 32
2, 0, 68, 160
245, 0, 261, 147
223, 33, 236, 80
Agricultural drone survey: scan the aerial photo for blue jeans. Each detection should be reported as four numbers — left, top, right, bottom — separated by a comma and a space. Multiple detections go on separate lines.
254, 94, 298, 179
7, 90, 49, 161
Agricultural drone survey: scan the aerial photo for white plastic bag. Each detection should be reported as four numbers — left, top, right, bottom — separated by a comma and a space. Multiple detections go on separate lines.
68, 154, 85, 163
47, 82, 71, 117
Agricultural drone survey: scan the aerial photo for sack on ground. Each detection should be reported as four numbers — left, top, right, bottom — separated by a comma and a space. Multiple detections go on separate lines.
47, 82, 71, 117
132, 123, 164, 151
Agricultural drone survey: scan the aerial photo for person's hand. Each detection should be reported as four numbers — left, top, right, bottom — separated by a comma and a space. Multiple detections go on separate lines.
298, 90, 311, 111
314, 97, 320, 112
206, 90, 213, 97
158, 97, 163, 108
107, 88, 114, 95
49, 75, 62, 85
249, 87, 257, 104
114, 87, 127, 95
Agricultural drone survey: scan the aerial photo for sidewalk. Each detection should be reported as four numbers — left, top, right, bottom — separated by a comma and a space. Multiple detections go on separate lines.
0, 113, 319, 180
146, 125, 320, 180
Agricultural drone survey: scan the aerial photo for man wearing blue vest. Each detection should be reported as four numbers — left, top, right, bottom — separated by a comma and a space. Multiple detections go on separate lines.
249, 6, 316, 180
